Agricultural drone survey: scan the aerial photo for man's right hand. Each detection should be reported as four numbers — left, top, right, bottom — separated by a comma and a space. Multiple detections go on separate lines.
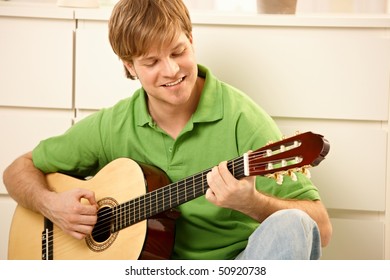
42, 188, 98, 240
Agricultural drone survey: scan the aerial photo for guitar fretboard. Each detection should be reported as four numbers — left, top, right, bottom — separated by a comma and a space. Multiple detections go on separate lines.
111, 156, 246, 232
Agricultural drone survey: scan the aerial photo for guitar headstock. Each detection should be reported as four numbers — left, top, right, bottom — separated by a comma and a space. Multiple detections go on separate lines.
247, 131, 330, 184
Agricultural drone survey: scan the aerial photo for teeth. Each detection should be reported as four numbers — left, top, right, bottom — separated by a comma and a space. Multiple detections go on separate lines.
164, 77, 183, 87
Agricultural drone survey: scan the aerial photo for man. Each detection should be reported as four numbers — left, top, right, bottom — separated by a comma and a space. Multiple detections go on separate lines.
3, 0, 331, 259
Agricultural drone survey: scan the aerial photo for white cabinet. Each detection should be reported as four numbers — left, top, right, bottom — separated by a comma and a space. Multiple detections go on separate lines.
0, 109, 73, 194
193, 23, 390, 121
0, 12, 75, 194
276, 121, 387, 212
324, 218, 385, 259
75, 20, 140, 110
0, 17, 74, 109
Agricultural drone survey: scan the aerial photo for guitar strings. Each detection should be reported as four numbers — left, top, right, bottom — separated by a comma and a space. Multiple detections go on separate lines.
42, 149, 297, 256
45, 163, 295, 258
41, 149, 292, 254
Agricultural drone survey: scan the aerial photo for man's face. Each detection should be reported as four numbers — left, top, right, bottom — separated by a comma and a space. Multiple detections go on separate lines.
125, 32, 198, 108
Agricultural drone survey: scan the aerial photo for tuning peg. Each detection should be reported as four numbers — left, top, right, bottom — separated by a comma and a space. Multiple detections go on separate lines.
266, 172, 284, 185
302, 167, 311, 178
275, 173, 284, 185
288, 170, 297, 181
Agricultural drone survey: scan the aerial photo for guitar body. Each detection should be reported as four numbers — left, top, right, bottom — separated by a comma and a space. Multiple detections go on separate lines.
8, 158, 177, 260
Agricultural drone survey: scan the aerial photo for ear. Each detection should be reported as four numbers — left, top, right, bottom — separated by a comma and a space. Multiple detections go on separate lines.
123, 61, 137, 78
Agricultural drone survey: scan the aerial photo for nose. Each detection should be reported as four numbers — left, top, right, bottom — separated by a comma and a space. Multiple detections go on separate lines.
161, 58, 179, 77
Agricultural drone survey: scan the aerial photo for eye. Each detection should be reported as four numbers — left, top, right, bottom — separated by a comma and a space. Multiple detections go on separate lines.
172, 48, 186, 57
143, 60, 157, 67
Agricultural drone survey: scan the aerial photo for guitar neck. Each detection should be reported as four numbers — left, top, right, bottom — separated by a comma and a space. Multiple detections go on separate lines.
112, 156, 246, 232
110, 131, 330, 233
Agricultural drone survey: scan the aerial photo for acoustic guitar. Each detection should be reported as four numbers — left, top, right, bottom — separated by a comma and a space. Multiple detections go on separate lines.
8, 131, 329, 260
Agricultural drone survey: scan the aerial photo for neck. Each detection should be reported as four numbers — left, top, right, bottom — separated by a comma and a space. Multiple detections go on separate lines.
148, 77, 204, 139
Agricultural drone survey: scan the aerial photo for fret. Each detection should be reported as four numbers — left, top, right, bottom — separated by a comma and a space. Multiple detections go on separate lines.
156, 189, 164, 212
111, 205, 116, 232
192, 176, 196, 198
203, 173, 207, 195
115, 204, 119, 231
195, 173, 203, 197
176, 182, 180, 206
135, 197, 140, 223
148, 192, 152, 218
118, 204, 122, 231
202, 173, 206, 194
154, 189, 158, 216
121, 203, 125, 229
125, 200, 129, 229
144, 193, 151, 221
169, 182, 172, 209
149, 192, 153, 218
161, 187, 168, 210
130, 199, 135, 225
228, 156, 245, 180
191, 176, 196, 198
184, 178, 188, 201
142, 195, 146, 221
118, 202, 124, 230
118, 203, 123, 230
122, 203, 127, 229
171, 183, 176, 208
157, 188, 165, 214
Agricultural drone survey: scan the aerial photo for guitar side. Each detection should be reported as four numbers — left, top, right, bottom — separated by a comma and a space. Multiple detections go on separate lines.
8, 158, 148, 260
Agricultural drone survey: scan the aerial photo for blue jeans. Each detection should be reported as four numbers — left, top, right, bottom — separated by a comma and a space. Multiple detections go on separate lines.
235, 209, 322, 260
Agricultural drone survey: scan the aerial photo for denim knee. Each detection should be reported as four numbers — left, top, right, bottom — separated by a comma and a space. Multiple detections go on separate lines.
236, 209, 322, 260
262, 209, 321, 259
270, 209, 316, 234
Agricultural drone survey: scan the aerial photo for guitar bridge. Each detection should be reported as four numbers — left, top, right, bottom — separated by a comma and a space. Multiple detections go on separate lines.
42, 217, 53, 260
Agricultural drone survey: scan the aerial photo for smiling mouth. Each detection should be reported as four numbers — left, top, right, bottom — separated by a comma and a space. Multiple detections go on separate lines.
163, 77, 185, 87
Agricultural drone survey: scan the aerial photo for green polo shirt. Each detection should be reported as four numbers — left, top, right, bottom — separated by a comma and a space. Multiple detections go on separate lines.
32, 64, 320, 260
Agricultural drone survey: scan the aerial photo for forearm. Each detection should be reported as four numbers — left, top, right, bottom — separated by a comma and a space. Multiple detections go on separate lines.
245, 191, 332, 247
3, 152, 53, 214
4, 152, 99, 240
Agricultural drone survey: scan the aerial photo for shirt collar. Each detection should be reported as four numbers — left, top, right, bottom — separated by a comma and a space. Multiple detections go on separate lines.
136, 89, 153, 127
192, 64, 223, 123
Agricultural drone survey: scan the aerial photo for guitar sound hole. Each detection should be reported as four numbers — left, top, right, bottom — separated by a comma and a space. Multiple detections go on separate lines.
91, 206, 112, 243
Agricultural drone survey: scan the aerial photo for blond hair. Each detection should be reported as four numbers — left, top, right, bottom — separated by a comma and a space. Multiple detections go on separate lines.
109, 0, 192, 79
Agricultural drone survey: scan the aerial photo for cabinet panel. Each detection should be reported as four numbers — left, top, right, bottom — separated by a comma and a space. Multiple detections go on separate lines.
0, 17, 73, 109
321, 218, 385, 259
194, 25, 390, 121
275, 119, 387, 211
0, 109, 73, 194
75, 21, 141, 110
